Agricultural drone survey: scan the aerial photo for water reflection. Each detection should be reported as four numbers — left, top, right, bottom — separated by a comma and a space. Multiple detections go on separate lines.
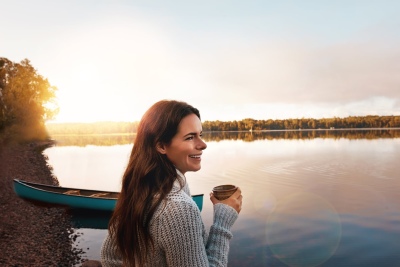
51, 134, 136, 147
207, 128, 400, 142
69, 209, 112, 230
44, 130, 400, 266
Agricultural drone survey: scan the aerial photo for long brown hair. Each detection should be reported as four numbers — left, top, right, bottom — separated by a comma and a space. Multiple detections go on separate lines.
108, 100, 201, 266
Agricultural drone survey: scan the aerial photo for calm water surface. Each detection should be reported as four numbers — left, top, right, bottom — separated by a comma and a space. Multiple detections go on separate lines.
44, 130, 400, 267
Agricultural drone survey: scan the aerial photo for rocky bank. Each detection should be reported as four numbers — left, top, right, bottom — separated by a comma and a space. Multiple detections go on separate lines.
0, 141, 86, 266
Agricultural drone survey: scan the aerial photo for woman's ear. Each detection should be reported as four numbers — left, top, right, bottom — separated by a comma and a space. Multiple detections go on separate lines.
156, 142, 167, 154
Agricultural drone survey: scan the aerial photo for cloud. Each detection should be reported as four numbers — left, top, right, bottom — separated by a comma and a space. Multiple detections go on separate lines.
5, 2, 398, 121
190, 37, 400, 106
42, 14, 399, 121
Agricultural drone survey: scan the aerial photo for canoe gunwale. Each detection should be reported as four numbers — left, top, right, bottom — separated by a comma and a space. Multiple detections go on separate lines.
13, 179, 119, 200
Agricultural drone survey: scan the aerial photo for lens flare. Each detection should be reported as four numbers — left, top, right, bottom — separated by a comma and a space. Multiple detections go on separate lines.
266, 192, 342, 267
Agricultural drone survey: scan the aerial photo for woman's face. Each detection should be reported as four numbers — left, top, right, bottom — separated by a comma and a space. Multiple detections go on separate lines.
157, 113, 207, 174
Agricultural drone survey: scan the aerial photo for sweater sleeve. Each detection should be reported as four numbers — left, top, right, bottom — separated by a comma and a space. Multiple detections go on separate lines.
157, 201, 238, 267
206, 203, 239, 266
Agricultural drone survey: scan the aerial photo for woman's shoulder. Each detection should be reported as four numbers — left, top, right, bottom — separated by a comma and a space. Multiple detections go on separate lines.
154, 189, 199, 218
167, 189, 197, 208
151, 190, 204, 233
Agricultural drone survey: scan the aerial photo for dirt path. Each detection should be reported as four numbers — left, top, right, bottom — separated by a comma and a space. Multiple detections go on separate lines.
0, 141, 85, 266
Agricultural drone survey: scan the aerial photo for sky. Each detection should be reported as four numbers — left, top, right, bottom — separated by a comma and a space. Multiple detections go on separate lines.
1, 0, 400, 122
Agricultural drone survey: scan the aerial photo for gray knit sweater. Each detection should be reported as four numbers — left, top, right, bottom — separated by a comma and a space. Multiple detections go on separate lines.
100, 173, 238, 267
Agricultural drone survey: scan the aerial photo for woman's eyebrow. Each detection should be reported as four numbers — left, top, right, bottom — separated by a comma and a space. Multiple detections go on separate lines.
183, 131, 201, 137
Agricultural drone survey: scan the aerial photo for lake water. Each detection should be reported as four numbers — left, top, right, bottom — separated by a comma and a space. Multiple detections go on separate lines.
44, 129, 400, 267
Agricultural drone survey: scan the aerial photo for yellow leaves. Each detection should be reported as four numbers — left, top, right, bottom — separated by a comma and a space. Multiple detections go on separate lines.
0, 57, 58, 140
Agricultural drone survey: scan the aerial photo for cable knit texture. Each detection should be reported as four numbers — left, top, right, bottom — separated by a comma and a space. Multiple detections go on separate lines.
101, 171, 238, 267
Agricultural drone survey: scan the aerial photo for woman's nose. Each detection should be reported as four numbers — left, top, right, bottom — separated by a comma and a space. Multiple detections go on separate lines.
197, 138, 207, 150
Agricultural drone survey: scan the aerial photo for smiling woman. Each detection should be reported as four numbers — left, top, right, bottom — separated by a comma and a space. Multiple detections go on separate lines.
101, 100, 243, 267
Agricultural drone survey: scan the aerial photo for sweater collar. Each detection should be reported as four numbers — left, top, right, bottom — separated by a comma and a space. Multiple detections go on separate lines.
173, 169, 191, 196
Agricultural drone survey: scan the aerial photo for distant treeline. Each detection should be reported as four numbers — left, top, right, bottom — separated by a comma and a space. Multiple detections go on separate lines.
203, 115, 400, 131
46, 115, 400, 135
46, 121, 139, 135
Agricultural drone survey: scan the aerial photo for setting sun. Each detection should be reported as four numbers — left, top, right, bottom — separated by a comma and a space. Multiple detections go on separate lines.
4, 1, 399, 124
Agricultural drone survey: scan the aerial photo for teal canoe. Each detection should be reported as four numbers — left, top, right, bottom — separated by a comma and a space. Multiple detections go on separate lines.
13, 179, 204, 212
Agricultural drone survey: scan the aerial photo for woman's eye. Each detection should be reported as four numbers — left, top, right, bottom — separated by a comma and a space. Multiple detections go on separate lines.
186, 136, 194, 140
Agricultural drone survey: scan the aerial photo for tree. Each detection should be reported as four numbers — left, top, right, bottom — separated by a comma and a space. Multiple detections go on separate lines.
0, 57, 58, 141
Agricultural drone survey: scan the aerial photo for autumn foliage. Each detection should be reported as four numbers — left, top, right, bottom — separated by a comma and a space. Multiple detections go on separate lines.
0, 57, 58, 142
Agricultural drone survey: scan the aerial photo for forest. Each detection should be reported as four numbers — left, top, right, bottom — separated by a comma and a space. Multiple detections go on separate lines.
0, 57, 58, 142
202, 115, 400, 132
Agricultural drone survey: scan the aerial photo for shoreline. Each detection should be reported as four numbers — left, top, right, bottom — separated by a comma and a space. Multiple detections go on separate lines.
0, 140, 85, 266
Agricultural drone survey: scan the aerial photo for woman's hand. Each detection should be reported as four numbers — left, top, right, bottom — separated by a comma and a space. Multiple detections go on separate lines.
210, 187, 243, 214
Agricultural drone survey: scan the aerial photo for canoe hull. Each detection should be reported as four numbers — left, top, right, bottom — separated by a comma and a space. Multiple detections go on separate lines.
13, 179, 204, 212
14, 179, 117, 211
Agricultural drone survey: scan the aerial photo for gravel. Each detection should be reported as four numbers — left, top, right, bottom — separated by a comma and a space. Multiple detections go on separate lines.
0, 141, 87, 266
